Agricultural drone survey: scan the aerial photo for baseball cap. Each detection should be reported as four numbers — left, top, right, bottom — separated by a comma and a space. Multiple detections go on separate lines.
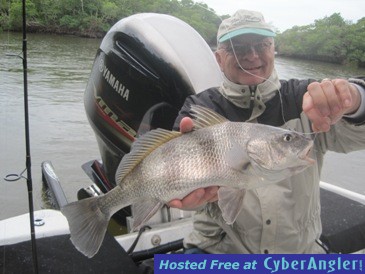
217, 10, 276, 43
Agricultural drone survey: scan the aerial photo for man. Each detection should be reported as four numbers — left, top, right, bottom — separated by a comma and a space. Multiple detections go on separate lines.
168, 10, 365, 253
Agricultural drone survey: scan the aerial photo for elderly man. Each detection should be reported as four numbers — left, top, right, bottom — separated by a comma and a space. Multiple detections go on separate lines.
169, 9, 365, 253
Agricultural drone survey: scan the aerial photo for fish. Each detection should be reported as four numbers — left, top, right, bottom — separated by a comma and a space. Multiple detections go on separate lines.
61, 105, 314, 257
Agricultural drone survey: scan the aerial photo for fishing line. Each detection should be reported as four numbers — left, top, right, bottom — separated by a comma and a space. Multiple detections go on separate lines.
194, 3, 318, 141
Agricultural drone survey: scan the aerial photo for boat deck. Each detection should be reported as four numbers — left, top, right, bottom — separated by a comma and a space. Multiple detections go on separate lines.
0, 233, 142, 274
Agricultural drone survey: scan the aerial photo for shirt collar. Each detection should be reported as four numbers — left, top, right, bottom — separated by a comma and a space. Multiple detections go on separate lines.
219, 69, 281, 110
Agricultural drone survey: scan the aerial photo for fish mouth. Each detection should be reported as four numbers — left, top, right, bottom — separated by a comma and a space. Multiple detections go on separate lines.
298, 144, 315, 165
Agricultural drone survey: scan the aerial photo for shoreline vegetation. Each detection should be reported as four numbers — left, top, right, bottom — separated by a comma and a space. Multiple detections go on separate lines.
1, 0, 364, 67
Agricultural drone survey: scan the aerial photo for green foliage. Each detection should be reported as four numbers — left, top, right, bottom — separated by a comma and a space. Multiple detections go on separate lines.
0, 0, 221, 42
2, 1, 364, 67
59, 15, 80, 30
3, 0, 37, 30
276, 13, 365, 67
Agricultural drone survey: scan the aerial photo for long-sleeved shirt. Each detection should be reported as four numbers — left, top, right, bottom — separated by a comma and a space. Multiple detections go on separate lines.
173, 73, 365, 254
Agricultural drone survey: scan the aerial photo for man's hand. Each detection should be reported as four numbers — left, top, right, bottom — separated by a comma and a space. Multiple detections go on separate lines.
302, 79, 361, 132
167, 116, 219, 210
168, 186, 219, 210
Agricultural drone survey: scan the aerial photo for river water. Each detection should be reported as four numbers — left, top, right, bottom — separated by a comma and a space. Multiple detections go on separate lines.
1, 32, 365, 220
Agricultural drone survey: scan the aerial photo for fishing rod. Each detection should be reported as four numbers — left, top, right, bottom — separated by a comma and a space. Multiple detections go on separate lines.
21, 0, 39, 271
4, 0, 39, 272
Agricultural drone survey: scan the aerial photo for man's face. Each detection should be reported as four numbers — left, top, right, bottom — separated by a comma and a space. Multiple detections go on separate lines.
215, 34, 275, 86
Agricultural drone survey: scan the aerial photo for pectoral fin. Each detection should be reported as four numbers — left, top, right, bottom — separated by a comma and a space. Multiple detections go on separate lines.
225, 141, 251, 172
218, 187, 245, 225
132, 199, 164, 231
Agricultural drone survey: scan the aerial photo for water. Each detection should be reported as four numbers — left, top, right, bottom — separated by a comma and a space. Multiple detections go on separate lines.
0, 33, 101, 219
1, 32, 365, 220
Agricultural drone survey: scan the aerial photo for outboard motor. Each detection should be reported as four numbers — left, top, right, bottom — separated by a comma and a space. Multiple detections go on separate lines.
84, 13, 222, 185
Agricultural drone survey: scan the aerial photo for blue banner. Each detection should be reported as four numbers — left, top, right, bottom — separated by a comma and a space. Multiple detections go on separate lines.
154, 254, 364, 273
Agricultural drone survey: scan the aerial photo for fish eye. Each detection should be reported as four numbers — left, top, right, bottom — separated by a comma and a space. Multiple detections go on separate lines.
283, 133, 294, 142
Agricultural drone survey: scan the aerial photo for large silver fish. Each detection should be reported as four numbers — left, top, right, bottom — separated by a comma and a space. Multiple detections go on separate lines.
61, 105, 314, 257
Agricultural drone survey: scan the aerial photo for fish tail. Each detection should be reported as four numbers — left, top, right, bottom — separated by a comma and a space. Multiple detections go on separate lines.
61, 196, 110, 258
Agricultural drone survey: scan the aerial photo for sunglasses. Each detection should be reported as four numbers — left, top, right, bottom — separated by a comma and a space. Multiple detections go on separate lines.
224, 41, 273, 56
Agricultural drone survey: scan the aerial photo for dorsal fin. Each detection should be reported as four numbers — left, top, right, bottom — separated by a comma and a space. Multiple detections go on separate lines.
115, 128, 181, 182
190, 105, 228, 129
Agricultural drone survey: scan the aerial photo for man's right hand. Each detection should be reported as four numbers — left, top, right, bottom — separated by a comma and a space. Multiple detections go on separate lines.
167, 117, 219, 210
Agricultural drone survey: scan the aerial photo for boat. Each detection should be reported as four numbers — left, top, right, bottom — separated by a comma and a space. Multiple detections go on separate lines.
1, 161, 365, 273
1, 13, 365, 274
